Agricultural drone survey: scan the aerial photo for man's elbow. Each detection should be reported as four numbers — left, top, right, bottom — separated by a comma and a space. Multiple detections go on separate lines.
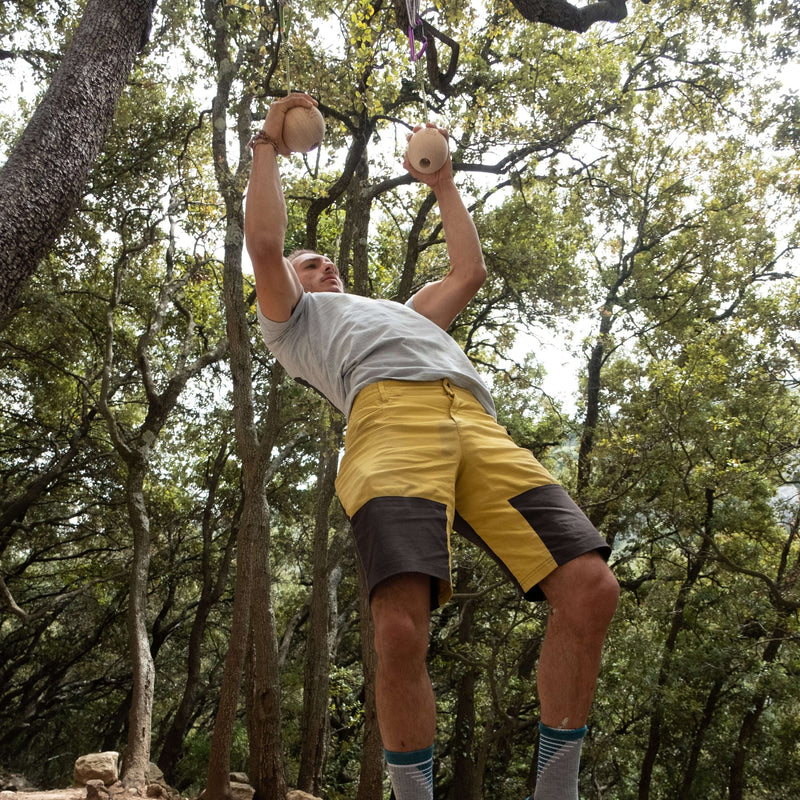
452, 260, 486, 297
246, 231, 283, 266
470, 260, 487, 292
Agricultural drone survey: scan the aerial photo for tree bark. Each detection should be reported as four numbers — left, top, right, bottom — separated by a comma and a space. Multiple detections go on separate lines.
205, 509, 257, 800
355, 562, 384, 800
507, 0, 630, 32
730, 506, 799, 798
729, 621, 788, 799
298, 425, 341, 793
157, 445, 237, 782
201, 2, 287, 796
98, 238, 227, 792
120, 458, 156, 790
247, 487, 287, 800
576, 307, 613, 498
204, 193, 288, 800
676, 676, 725, 800
451, 571, 480, 800
340, 151, 372, 296
393, 0, 632, 39
0, 0, 156, 326
638, 488, 715, 800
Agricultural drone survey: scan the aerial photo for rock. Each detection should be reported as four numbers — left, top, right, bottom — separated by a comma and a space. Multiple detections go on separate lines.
85, 780, 111, 800
228, 774, 249, 786
286, 791, 323, 800
0, 791, 86, 800
229, 783, 253, 800
74, 753, 120, 787
146, 766, 165, 785
143, 763, 180, 800
1, 774, 36, 792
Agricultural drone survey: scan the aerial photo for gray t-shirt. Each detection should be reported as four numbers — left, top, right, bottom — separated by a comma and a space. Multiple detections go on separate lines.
257, 291, 495, 419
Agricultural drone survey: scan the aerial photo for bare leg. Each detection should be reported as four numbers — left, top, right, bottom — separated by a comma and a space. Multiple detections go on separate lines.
537, 551, 619, 729
370, 572, 436, 751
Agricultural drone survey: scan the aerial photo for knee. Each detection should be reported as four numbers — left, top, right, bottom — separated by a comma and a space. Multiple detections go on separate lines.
370, 573, 431, 669
543, 554, 619, 631
586, 563, 620, 627
372, 606, 429, 668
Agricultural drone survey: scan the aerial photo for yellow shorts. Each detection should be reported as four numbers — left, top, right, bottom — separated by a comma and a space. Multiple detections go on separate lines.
335, 379, 610, 607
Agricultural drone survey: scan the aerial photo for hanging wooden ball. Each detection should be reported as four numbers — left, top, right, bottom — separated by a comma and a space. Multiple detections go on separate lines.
406, 127, 449, 174
282, 106, 325, 153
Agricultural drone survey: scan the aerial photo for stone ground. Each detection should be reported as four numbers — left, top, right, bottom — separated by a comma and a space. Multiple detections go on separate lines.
0, 788, 320, 800
1, 791, 89, 800
0, 789, 136, 800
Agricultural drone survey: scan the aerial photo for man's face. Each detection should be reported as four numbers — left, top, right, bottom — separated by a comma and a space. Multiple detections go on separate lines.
291, 253, 345, 294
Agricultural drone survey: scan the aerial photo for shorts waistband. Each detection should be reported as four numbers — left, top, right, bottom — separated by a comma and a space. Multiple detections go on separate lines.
352, 379, 473, 410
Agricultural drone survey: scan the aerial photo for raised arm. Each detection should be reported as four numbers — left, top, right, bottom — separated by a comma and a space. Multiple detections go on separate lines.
405, 125, 487, 330
245, 94, 317, 322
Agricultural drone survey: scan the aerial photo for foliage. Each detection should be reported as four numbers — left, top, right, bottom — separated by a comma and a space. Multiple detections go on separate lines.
1, 0, 798, 798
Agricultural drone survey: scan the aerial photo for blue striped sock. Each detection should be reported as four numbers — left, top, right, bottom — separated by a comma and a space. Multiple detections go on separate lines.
384, 745, 434, 800
534, 723, 587, 800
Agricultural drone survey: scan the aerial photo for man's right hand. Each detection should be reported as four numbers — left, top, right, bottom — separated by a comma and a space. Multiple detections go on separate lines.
246, 94, 313, 322
403, 123, 453, 188
262, 92, 319, 157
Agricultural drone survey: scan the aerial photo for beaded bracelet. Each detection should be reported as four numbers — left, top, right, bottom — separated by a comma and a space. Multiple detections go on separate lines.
248, 130, 280, 153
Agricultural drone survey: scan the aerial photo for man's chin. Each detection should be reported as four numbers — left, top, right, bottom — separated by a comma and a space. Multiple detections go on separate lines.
307, 281, 344, 293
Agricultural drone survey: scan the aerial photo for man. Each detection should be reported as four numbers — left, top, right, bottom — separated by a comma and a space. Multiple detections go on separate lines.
245, 92, 619, 800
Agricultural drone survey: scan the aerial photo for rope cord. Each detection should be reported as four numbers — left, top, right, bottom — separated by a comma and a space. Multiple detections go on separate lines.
278, 0, 290, 89
404, 0, 429, 122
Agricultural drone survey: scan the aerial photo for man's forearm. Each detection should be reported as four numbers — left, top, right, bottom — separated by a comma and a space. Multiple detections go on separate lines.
407, 171, 486, 329
245, 142, 287, 257
434, 177, 486, 285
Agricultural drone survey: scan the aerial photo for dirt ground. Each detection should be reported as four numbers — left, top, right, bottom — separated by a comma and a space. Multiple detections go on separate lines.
0, 785, 169, 800
0, 792, 89, 800
0, 787, 317, 800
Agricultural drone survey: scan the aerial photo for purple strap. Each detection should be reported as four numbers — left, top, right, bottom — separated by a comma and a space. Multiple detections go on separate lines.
408, 15, 427, 61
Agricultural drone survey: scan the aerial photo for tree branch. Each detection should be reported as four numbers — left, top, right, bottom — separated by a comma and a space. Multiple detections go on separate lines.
0, 573, 30, 621
507, 0, 637, 32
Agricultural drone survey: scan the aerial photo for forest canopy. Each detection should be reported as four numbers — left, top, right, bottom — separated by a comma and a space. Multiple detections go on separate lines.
1, 1, 798, 799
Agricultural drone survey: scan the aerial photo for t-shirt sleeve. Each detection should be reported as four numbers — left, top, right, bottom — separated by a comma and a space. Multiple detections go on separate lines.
257, 292, 307, 345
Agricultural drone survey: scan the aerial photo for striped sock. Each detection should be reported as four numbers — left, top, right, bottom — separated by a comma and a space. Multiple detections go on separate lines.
533, 723, 587, 800
384, 745, 434, 800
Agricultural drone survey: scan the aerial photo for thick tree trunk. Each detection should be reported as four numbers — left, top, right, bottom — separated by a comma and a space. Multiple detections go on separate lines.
247, 492, 287, 800
158, 445, 236, 781
355, 563, 384, 800
204, 510, 257, 800
340, 151, 372, 296
0, 0, 156, 325
729, 624, 786, 800
202, 2, 287, 793
576, 308, 613, 497
638, 489, 715, 800
676, 676, 725, 800
298, 430, 341, 792
451, 571, 480, 800
121, 458, 156, 790
99, 247, 227, 793
204, 216, 287, 800
507, 0, 629, 31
